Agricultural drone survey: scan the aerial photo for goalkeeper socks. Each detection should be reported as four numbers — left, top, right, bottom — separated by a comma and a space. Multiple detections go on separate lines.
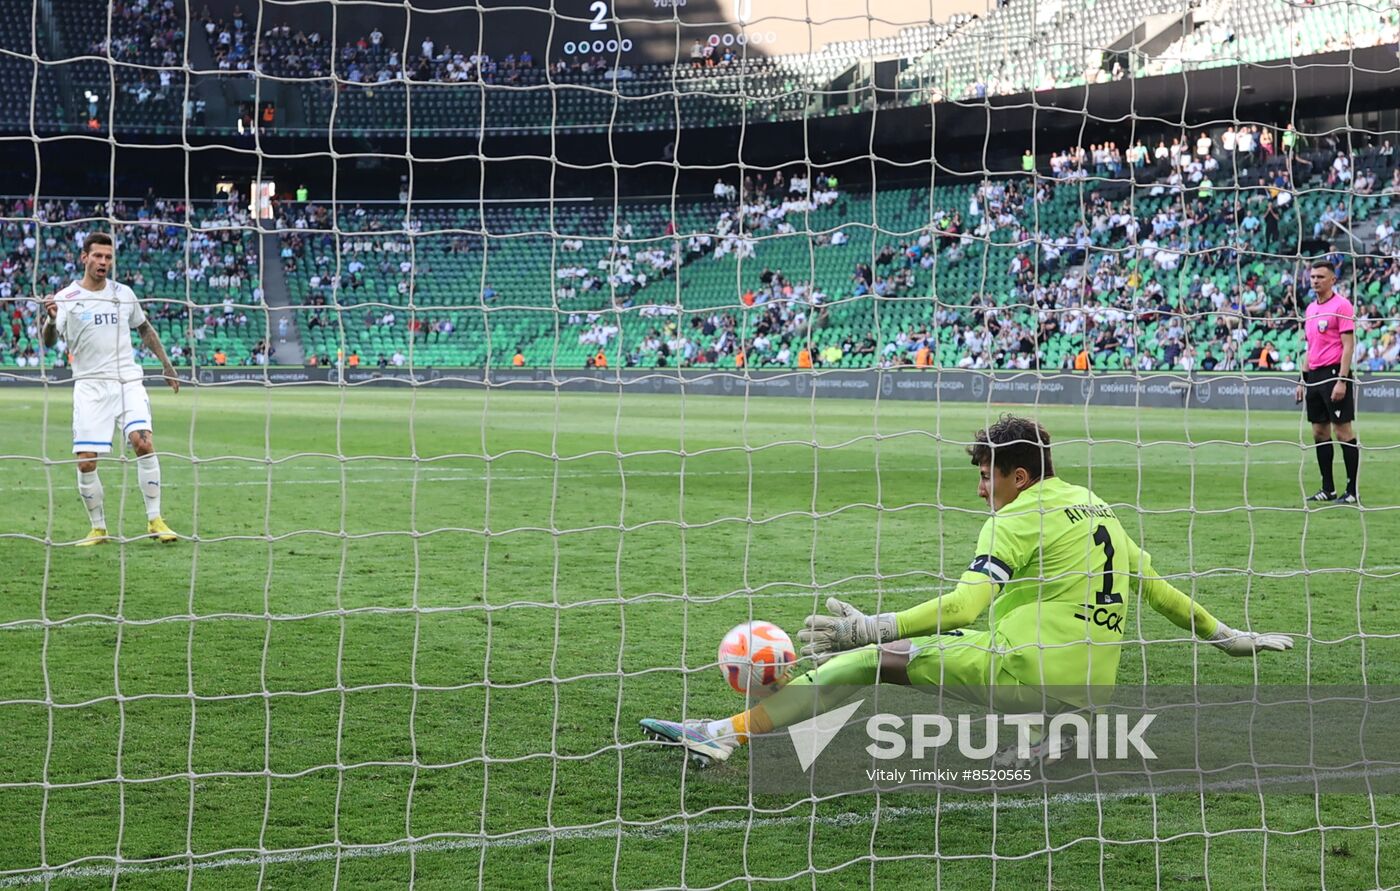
1315, 438, 1335, 493
1339, 438, 1360, 495
707, 707, 773, 746
705, 715, 749, 744
704, 649, 888, 745
137, 453, 162, 520
77, 470, 105, 527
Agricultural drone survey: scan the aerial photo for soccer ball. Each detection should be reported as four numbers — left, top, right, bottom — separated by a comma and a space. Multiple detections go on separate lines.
718, 620, 796, 695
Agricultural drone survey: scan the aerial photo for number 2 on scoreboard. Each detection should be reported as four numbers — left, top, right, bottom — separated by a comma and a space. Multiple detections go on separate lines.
589, 0, 609, 30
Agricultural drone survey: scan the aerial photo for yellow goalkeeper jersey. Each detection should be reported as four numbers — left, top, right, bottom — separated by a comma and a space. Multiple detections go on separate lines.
969, 476, 1143, 688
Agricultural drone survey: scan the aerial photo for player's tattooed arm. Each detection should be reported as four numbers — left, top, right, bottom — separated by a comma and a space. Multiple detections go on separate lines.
137, 320, 180, 393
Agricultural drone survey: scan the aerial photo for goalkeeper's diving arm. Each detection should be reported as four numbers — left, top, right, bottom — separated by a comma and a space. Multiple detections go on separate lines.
796, 571, 996, 660
1128, 555, 1294, 656
799, 562, 1292, 659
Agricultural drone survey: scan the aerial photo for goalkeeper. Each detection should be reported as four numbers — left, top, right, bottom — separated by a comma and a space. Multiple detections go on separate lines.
641, 414, 1293, 765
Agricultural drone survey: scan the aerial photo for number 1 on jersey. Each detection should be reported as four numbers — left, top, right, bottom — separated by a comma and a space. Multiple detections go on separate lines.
1093, 524, 1123, 605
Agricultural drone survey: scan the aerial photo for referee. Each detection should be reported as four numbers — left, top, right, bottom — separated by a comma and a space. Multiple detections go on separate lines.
1294, 260, 1359, 504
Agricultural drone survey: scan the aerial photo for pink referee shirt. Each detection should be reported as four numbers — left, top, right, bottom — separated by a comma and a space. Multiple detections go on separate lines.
1304, 292, 1355, 368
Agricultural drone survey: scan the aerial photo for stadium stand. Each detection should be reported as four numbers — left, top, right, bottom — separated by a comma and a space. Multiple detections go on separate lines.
1146, 1, 1400, 77
31, 0, 188, 134
0, 12, 67, 131
2, 196, 267, 368
0, 0, 1392, 135
900, 0, 1400, 99
2, 0, 1398, 372
7, 109, 1400, 372
266, 129, 1400, 373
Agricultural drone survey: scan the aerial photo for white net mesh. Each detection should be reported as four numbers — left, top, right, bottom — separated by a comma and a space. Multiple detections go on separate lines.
1, 0, 1398, 887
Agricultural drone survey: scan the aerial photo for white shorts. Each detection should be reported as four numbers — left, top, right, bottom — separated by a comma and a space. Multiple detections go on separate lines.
72, 379, 152, 454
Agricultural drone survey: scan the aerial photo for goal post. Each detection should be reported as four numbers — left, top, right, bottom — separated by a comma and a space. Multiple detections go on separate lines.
0, 0, 1397, 887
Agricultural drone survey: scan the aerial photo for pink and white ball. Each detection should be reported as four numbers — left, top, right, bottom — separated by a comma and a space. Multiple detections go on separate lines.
718, 621, 796, 696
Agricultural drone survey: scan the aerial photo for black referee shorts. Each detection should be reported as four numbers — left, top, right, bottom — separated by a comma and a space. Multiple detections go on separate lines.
1303, 364, 1356, 425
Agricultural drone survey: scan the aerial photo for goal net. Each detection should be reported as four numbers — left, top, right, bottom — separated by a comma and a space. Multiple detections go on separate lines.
1, 0, 1397, 887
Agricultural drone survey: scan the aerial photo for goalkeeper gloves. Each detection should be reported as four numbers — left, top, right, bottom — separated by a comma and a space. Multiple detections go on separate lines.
798, 597, 900, 663
1207, 622, 1294, 657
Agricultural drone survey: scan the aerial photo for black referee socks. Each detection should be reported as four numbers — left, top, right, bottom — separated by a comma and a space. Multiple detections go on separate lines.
1338, 438, 1360, 496
1315, 439, 1335, 494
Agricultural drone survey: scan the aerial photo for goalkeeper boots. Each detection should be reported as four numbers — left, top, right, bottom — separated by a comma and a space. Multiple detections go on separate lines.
75, 527, 108, 547
639, 718, 735, 767
147, 517, 178, 543
1305, 489, 1336, 504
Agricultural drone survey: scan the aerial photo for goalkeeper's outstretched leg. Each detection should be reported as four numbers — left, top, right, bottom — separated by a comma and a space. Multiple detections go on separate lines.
638, 641, 898, 766
641, 627, 1067, 767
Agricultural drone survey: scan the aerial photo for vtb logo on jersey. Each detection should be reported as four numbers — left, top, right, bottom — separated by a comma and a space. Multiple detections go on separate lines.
76, 300, 118, 325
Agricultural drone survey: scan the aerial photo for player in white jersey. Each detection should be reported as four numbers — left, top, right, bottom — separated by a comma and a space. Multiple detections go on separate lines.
40, 232, 180, 545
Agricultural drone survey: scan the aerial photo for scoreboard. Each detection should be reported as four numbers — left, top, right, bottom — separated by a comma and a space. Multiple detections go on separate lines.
546, 0, 787, 63
440, 0, 980, 66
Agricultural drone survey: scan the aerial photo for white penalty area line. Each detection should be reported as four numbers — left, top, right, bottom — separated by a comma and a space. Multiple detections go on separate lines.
2, 766, 1395, 888
12, 465, 901, 491
3, 459, 1302, 491
8, 568, 1398, 634
0, 583, 947, 633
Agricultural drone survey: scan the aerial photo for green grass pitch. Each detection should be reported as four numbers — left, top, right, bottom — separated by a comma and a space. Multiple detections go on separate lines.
0, 384, 1397, 889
